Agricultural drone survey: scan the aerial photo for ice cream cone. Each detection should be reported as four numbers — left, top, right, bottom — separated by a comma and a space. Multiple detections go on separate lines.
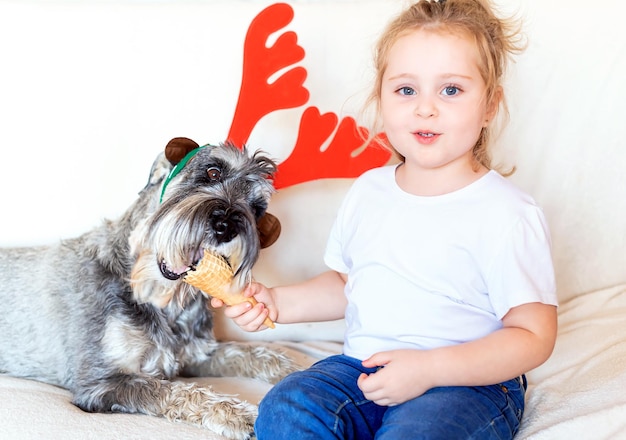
184, 249, 275, 329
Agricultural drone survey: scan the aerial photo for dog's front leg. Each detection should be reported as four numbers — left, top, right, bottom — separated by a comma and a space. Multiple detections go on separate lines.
183, 342, 302, 384
160, 381, 257, 440
73, 374, 257, 440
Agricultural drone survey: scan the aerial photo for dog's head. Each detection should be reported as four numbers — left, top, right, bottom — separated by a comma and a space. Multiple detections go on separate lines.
129, 138, 278, 308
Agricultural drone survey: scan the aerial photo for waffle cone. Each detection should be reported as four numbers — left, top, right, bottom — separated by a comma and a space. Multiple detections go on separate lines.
184, 249, 275, 328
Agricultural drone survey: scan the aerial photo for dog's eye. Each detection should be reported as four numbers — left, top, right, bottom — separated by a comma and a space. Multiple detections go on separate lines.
207, 167, 221, 181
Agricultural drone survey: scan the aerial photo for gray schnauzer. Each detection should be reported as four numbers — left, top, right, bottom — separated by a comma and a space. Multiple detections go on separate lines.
0, 138, 297, 440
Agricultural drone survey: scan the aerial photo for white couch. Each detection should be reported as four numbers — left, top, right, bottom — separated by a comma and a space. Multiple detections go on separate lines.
1, 1, 624, 439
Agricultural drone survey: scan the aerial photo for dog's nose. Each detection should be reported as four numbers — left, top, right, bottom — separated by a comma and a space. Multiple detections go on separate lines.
211, 212, 237, 243
214, 219, 230, 236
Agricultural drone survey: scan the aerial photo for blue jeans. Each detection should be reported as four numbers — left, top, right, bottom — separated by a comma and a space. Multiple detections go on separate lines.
255, 354, 526, 439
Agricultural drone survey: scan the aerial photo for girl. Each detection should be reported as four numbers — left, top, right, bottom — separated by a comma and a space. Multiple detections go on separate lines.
213, 0, 558, 438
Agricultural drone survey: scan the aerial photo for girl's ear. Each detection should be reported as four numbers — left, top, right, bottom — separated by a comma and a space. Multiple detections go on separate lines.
485, 86, 503, 125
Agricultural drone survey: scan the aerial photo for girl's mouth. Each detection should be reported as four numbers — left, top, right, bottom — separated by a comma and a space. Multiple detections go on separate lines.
414, 131, 440, 143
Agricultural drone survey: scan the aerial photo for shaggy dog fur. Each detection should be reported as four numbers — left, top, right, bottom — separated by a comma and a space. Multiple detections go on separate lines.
0, 140, 298, 440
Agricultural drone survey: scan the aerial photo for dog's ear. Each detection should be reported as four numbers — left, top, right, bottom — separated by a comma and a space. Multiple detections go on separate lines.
258, 212, 281, 248
165, 137, 200, 165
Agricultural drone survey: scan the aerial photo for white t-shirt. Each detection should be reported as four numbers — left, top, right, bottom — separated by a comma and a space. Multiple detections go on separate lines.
324, 165, 558, 361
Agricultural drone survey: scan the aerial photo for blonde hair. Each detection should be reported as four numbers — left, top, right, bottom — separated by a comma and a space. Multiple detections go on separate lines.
365, 0, 525, 172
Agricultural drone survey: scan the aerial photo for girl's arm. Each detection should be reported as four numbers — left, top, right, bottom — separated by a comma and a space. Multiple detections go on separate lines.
212, 270, 348, 332
429, 301, 557, 385
358, 302, 557, 406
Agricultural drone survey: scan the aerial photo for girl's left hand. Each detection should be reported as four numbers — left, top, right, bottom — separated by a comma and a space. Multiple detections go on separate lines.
357, 350, 432, 406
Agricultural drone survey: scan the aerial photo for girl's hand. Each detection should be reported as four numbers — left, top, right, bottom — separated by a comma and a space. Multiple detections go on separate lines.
357, 350, 432, 406
210, 282, 277, 332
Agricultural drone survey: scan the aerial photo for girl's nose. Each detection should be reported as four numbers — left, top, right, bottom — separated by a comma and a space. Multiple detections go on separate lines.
414, 95, 438, 118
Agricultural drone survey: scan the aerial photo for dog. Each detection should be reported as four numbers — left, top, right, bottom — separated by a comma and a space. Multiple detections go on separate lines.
0, 138, 298, 440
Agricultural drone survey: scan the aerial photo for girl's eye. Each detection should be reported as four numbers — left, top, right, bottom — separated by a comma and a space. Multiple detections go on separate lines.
397, 86, 416, 96
442, 85, 460, 96
207, 167, 221, 181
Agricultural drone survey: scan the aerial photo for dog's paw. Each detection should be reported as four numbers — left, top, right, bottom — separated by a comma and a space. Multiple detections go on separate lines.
265, 349, 303, 384
163, 382, 257, 440
195, 343, 303, 385
242, 345, 303, 384
201, 397, 257, 440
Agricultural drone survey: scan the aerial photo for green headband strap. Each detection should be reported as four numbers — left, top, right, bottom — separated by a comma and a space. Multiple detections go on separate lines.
159, 145, 206, 203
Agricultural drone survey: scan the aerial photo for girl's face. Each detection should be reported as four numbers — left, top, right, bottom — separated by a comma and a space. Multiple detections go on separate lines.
380, 29, 496, 181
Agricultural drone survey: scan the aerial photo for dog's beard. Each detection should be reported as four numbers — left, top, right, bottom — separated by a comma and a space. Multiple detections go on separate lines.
129, 192, 260, 308
130, 252, 189, 307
